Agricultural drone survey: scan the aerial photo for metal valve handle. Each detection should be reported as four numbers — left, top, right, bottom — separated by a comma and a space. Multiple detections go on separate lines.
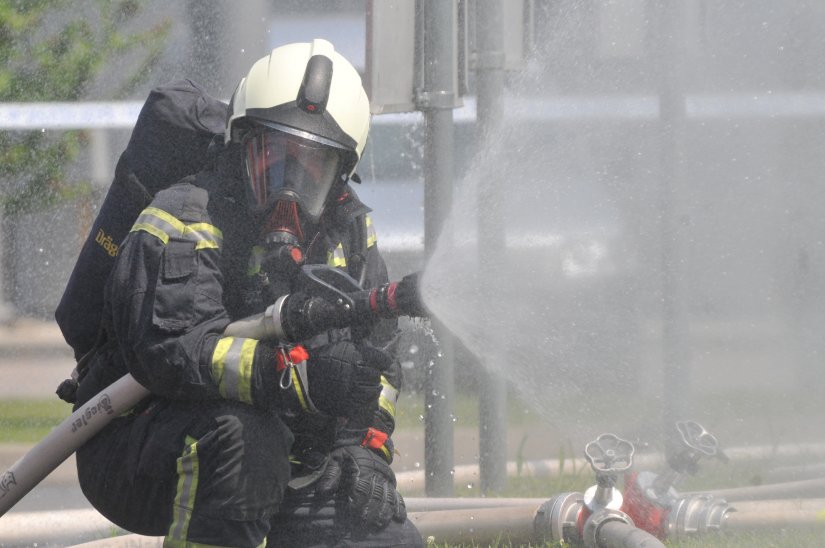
676, 421, 720, 458
584, 433, 635, 475
667, 420, 729, 476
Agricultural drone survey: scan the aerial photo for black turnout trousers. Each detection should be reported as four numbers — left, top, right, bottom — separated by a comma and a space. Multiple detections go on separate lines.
77, 398, 423, 547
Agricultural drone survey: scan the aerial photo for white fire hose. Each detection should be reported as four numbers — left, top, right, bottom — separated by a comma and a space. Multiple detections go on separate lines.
0, 373, 150, 517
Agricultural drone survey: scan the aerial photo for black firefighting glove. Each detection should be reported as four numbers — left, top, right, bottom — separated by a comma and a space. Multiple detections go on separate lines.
315, 441, 407, 531
281, 341, 381, 421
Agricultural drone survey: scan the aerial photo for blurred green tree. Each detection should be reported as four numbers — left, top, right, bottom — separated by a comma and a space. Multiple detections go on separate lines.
0, 0, 170, 216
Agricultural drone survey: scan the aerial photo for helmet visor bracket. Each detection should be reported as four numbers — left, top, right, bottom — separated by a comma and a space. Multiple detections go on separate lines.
243, 129, 347, 220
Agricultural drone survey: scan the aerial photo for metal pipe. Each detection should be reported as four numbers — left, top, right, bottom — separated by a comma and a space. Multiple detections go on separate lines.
409, 505, 540, 545
0, 509, 128, 545
723, 505, 825, 531
405, 496, 546, 512
689, 477, 825, 502
764, 463, 825, 483
729, 498, 825, 513
72, 536, 162, 548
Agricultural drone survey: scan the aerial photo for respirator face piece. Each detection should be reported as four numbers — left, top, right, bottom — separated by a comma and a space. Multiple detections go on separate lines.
243, 129, 345, 221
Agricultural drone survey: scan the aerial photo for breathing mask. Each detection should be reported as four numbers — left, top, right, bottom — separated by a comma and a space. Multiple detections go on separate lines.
243, 126, 349, 222
243, 126, 349, 303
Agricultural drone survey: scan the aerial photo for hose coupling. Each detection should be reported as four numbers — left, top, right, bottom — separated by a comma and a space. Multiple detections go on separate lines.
534, 492, 584, 545
582, 508, 635, 548
666, 493, 731, 539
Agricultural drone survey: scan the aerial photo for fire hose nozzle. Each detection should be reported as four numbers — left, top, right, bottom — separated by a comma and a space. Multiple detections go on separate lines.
354, 272, 428, 320
224, 267, 427, 342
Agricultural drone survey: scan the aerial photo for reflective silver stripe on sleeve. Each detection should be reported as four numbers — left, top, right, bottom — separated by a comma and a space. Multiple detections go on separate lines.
327, 243, 347, 268
168, 435, 199, 543
130, 206, 223, 250
183, 222, 223, 250
292, 359, 318, 413
211, 337, 257, 404
366, 215, 377, 248
378, 375, 399, 418
131, 207, 185, 244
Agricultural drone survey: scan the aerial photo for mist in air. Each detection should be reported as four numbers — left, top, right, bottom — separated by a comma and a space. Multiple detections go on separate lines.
422, 0, 825, 449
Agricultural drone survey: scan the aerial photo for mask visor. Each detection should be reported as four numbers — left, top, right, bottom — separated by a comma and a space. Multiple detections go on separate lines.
244, 130, 345, 219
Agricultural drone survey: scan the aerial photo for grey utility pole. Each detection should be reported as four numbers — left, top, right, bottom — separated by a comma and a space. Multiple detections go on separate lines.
474, 0, 508, 494
0, 211, 14, 324
417, 0, 459, 497
365, 0, 462, 498
654, 0, 691, 433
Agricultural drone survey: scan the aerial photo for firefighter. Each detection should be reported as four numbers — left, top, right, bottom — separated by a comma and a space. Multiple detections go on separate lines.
73, 39, 421, 547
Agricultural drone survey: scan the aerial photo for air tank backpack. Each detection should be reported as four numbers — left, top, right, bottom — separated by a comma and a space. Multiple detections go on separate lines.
54, 79, 228, 403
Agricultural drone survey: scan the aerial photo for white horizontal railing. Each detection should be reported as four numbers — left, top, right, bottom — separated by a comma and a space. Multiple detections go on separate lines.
0, 101, 144, 130
2, 91, 825, 130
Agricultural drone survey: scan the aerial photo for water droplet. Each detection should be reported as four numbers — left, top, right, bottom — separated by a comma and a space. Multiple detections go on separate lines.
418, 414, 424, 421
466, 483, 474, 489
414, 461, 421, 468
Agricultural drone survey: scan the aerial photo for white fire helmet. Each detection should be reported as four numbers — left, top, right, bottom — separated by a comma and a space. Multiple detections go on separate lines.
226, 39, 371, 220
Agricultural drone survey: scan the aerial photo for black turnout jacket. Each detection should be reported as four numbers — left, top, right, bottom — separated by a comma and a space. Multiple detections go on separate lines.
75, 143, 401, 473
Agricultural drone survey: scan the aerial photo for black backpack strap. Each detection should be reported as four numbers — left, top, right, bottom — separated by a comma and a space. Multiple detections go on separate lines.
324, 184, 372, 286
55, 325, 106, 404
347, 213, 370, 286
